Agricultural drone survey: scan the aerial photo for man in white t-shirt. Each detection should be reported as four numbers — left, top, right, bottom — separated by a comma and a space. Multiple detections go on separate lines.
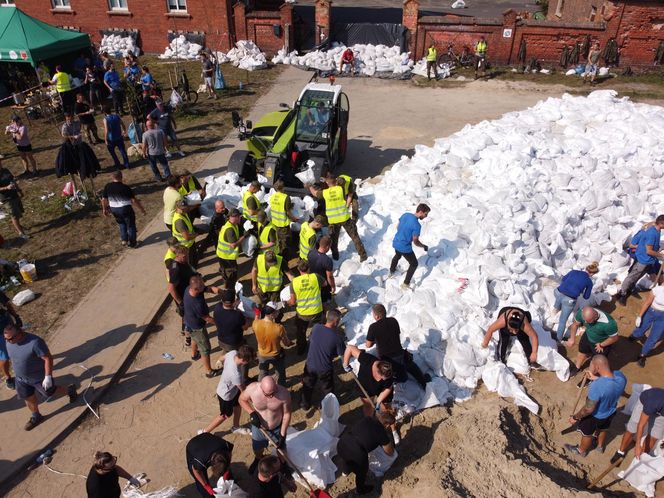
629, 282, 664, 368
201, 345, 255, 434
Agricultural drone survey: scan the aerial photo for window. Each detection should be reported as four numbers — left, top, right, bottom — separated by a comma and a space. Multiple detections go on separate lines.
109, 0, 128, 9
52, 0, 71, 8
555, 0, 564, 17
589, 6, 597, 22
0, 0, 16, 5
167, 0, 186, 11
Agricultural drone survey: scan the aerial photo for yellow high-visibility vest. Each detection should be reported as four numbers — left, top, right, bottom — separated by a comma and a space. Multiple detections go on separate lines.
242, 190, 260, 222
256, 253, 283, 292
216, 222, 239, 260
426, 47, 437, 62
258, 222, 279, 255
338, 174, 353, 198
54, 71, 71, 93
172, 212, 194, 248
299, 221, 317, 260
322, 185, 350, 225
178, 177, 197, 196
269, 192, 290, 228
293, 273, 323, 316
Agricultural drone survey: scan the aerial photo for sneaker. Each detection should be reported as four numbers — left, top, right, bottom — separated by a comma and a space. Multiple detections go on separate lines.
25, 414, 44, 431
177, 151, 185, 157
121, 241, 128, 247
6, 377, 15, 390
205, 368, 222, 378
165, 151, 172, 159
610, 450, 625, 464
638, 356, 647, 368
197, 429, 206, 435
564, 443, 586, 457
231, 426, 251, 435
67, 384, 78, 403
392, 429, 401, 445
529, 361, 545, 371
191, 351, 201, 361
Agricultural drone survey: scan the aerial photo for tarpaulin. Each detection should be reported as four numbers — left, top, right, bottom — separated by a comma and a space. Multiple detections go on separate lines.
330, 23, 407, 53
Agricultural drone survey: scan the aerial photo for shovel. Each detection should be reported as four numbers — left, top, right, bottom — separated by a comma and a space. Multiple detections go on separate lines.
560, 375, 588, 435
587, 455, 624, 489
258, 427, 332, 498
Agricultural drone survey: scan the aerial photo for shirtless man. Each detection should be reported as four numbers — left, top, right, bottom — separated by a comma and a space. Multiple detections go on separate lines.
239, 376, 292, 475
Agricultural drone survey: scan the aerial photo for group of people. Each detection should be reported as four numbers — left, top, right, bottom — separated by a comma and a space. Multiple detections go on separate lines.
425, 35, 488, 81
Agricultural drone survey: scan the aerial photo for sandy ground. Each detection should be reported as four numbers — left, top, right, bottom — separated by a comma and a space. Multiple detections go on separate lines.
6, 78, 664, 498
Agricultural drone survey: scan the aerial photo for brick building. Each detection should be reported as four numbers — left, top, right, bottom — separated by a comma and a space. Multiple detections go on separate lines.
11, 0, 294, 55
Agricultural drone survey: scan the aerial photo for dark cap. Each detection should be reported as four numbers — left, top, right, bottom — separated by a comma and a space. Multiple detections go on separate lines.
229, 208, 241, 217
221, 289, 236, 303
263, 304, 276, 315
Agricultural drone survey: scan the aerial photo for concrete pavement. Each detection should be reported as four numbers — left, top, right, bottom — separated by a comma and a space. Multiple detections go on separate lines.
0, 66, 313, 492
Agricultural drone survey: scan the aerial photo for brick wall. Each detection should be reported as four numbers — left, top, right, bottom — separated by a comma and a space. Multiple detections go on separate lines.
315, 0, 331, 45
14, 0, 234, 54
241, 3, 293, 55
547, 0, 604, 22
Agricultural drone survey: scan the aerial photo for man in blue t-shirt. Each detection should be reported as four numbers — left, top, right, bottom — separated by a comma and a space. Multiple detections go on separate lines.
103, 63, 123, 114
564, 355, 626, 457
300, 309, 345, 410
389, 203, 431, 290
618, 215, 664, 305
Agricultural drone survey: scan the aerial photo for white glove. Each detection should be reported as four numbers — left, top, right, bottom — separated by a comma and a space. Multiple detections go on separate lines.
42, 375, 53, 391
636, 317, 642, 328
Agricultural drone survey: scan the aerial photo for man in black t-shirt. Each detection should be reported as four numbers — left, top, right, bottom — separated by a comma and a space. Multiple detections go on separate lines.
0, 159, 27, 239
167, 245, 197, 346
365, 304, 430, 388
185, 432, 233, 498
343, 346, 394, 405
336, 413, 395, 495
101, 170, 146, 248
184, 275, 222, 378
204, 199, 228, 249
307, 235, 336, 305
255, 455, 296, 498
213, 289, 251, 378
74, 92, 101, 144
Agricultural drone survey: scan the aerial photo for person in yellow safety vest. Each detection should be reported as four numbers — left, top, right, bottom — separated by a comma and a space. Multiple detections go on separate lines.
299, 215, 325, 260
327, 172, 358, 221
251, 249, 292, 305
172, 201, 201, 265
269, 179, 299, 257
51, 64, 74, 113
164, 236, 180, 269
216, 208, 247, 289
242, 181, 262, 229
256, 210, 279, 255
475, 36, 488, 80
288, 259, 327, 355
426, 43, 438, 81
308, 176, 367, 262
178, 170, 205, 220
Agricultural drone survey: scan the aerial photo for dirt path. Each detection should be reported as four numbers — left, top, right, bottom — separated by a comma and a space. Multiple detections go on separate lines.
6, 77, 664, 498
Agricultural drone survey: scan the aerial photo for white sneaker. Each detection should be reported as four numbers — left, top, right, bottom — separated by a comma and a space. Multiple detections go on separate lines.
165, 151, 172, 159
392, 430, 401, 445
231, 426, 251, 435
197, 429, 206, 435
178, 151, 185, 157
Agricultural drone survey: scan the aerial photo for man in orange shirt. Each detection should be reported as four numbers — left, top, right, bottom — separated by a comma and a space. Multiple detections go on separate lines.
253, 305, 292, 386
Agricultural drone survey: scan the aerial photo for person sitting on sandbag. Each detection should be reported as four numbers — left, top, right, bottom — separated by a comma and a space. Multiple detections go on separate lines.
481, 306, 542, 371
336, 412, 396, 495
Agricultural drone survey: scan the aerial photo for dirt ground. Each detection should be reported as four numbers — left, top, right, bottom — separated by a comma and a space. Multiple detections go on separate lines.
0, 57, 284, 335
5, 75, 664, 498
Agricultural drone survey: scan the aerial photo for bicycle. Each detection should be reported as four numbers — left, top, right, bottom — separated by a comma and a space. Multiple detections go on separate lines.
169, 69, 198, 107
437, 44, 474, 69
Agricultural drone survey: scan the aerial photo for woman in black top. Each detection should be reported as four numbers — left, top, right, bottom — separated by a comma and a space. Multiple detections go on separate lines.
86, 451, 140, 498
481, 306, 540, 367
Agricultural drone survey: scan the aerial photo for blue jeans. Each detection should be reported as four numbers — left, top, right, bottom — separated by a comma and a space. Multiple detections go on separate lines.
147, 154, 171, 180
107, 139, 129, 169
110, 205, 137, 245
632, 307, 664, 356
554, 288, 576, 341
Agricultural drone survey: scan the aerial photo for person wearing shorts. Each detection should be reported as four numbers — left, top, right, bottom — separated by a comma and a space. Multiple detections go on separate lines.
583, 42, 601, 85
201, 345, 255, 435
0, 159, 28, 239
200, 53, 217, 100
566, 306, 619, 374
611, 387, 664, 463
5, 115, 38, 175
183, 274, 222, 378
564, 355, 626, 457
4, 324, 77, 431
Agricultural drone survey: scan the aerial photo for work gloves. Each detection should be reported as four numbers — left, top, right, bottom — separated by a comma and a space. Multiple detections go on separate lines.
343, 364, 352, 373
249, 411, 262, 428
422, 244, 429, 252
276, 433, 286, 449
203, 483, 215, 496
42, 375, 53, 391
635, 316, 642, 328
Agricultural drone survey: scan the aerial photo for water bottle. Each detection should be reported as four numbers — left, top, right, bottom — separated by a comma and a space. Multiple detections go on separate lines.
162, 353, 175, 360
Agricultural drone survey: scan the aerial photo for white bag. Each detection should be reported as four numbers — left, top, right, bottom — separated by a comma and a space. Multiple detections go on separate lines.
169, 89, 183, 108
214, 476, 248, 497
12, 289, 36, 306
368, 445, 398, 477
241, 235, 257, 257
295, 160, 317, 185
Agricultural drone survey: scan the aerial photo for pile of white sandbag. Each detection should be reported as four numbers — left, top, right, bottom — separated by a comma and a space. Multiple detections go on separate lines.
224, 40, 267, 71
100, 34, 141, 58
272, 42, 414, 76
200, 90, 664, 415
411, 58, 453, 79
159, 35, 203, 60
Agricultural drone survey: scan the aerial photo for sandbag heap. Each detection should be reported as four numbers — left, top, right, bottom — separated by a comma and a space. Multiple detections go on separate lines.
272, 43, 414, 76
159, 35, 203, 60
333, 90, 664, 412
222, 40, 267, 71
100, 34, 141, 58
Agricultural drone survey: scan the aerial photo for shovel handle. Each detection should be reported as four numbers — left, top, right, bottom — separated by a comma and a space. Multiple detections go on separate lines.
587, 457, 624, 489
258, 427, 317, 495
571, 375, 588, 415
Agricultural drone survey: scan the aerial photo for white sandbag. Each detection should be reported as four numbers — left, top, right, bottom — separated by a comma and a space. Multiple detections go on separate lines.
185, 191, 202, 204
12, 289, 36, 306
368, 445, 398, 477
481, 361, 539, 414
618, 454, 664, 497
241, 235, 257, 257
295, 160, 317, 185
213, 476, 249, 497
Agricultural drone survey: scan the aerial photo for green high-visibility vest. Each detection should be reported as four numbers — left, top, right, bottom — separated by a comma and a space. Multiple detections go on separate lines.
172, 212, 194, 248
299, 221, 317, 260
293, 273, 323, 316
216, 221, 239, 260
269, 192, 290, 228
258, 222, 279, 255
323, 185, 350, 225
242, 190, 260, 222
256, 253, 283, 292
426, 47, 437, 62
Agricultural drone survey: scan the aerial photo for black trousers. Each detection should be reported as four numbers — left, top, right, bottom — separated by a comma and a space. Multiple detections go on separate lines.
337, 436, 369, 491
301, 364, 334, 406
384, 351, 428, 387
295, 312, 322, 355
495, 328, 532, 364
390, 251, 418, 285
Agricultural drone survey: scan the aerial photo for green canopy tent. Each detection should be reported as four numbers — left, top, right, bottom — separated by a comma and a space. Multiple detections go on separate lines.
0, 6, 90, 67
